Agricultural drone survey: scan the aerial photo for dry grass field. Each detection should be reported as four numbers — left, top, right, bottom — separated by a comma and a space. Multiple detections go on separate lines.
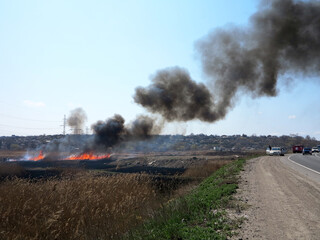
182, 159, 231, 179
0, 150, 238, 240
0, 162, 26, 178
0, 150, 25, 159
0, 173, 160, 240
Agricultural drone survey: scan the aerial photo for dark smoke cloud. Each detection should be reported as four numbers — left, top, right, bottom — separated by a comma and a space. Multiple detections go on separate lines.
134, 67, 218, 122
91, 114, 162, 149
127, 115, 163, 139
91, 114, 125, 148
67, 108, 87, 134
41, 114, 162, 157
134, 0, 320, 122
44, 134, 94, 160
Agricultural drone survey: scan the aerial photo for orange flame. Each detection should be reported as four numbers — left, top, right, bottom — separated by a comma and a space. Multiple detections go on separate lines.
30, 151, 45, 161
63, 152, 110, 160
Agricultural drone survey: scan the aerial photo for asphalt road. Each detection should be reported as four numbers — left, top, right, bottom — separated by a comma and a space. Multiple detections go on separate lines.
288, 153, 320, 174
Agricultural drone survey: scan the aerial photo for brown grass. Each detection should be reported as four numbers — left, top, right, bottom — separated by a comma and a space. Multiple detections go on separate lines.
182, 160, 231, 179
0, 150, 25, 158
0, 162, 26, 178
0, 174, 159, 240
0, 155, 231, 239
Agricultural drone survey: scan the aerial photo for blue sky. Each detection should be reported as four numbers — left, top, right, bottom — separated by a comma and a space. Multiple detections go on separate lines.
0, 0, 319, 139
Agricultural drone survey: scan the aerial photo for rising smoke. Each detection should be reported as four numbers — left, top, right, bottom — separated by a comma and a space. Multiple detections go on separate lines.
91, 114, 125, 149
37, 0, 320, 157
67, 108, 87, 134
91, 114, 162, 149
43, 113, 162, 157
134, 67, 218, 122
134, 0, 320, 122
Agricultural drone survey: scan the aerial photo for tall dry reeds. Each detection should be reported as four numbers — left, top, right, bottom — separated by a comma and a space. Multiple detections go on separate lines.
0, 174, 158, 240
0, 162, 26, 178
182, 160, 231, 179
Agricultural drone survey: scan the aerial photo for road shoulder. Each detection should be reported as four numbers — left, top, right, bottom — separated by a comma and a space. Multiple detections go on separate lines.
283, 154, 320, 184
231, 156, 320, 240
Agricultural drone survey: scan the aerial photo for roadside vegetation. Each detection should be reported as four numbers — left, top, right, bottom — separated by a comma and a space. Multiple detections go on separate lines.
125, 158, 246, 240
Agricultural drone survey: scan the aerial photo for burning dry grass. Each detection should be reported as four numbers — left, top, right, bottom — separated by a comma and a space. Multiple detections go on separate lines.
0, 174, 159, 240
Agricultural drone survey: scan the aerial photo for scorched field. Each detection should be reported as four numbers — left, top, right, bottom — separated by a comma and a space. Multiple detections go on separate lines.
0, 150, 247, 240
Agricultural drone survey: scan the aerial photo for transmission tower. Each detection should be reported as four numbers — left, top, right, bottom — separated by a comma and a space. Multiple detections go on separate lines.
61, 115, 66, 135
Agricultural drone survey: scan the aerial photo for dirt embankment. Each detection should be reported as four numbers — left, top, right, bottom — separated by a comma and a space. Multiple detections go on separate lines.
233, 156, 320, 240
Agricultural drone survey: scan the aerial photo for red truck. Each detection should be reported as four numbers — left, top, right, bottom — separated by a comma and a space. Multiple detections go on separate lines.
292, 145, 304, 153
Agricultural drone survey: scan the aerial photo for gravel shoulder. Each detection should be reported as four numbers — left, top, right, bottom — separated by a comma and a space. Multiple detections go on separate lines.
233, 155, 320, 240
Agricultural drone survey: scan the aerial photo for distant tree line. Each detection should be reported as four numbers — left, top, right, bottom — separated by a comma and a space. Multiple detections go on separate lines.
1, 134, 319, 152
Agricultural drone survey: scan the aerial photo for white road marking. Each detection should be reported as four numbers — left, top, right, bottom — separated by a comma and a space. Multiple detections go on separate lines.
287, 155, 320, 175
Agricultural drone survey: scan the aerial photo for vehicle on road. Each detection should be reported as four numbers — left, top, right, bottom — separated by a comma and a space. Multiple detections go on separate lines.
266, 148, 270, 155
302, 147, 312, 155
312, 147, 319, 153
293, 145, 304, 153
266, 146, 272, 155
269, 147, 285, 156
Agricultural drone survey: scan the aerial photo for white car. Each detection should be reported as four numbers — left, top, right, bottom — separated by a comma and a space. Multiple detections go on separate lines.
312, 147, 319, 153
269, 147, 285, 156
266, 148, 271, 155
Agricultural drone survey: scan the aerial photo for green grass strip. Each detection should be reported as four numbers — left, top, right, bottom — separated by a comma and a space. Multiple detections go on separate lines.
125, 158, 246, 240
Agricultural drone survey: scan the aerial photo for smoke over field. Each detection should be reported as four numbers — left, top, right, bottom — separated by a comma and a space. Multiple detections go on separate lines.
134, 67, 217, 122
38, 112, 163, 159
67, 108, 87, 134
134, 0, 320, 123
91, 114, 162, 149
11, 0, 320, 159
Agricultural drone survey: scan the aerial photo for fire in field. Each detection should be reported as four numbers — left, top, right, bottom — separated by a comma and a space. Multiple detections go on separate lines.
2, 0, 320, 239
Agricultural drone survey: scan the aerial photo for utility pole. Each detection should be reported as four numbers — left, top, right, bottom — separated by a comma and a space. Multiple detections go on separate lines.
61, 115, 66, 135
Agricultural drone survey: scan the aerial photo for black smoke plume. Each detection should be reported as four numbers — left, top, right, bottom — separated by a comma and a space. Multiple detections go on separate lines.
91, 114, 162, 149
134, 67, 218, 122
42, 114, 161, 158
134, 0, 320, 122
127, 115, 163, 140
67, 108, 87, 134
91, 114, 125, 149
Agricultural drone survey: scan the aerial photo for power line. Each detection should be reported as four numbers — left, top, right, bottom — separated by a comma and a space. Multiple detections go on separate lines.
0, 100, 30, 109
0, 100, 64, 116
0, 123, 60, 130
0, 129, 61, 136
61, 115, 67, 135
0, 113, 60, 122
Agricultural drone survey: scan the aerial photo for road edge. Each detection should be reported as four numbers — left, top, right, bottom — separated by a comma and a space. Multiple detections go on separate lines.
281, 154, 320, 184
287, 155, 320, 175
